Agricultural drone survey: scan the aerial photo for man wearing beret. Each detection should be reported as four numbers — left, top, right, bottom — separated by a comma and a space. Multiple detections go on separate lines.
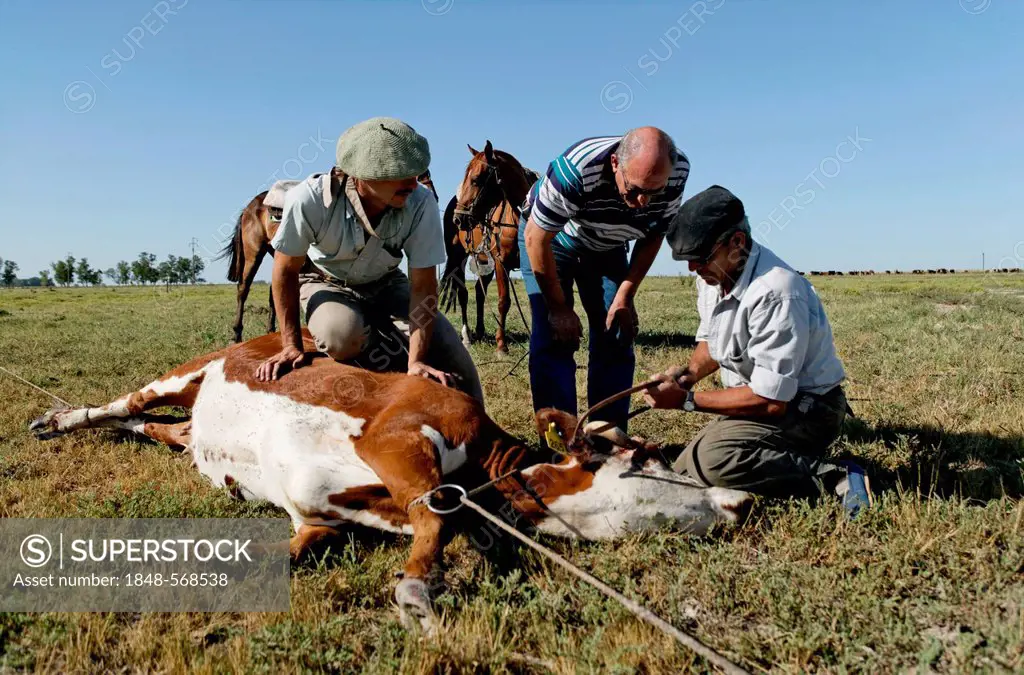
520, 127, 689, 431
255, 117, 483, 402
643, 185, 871, 517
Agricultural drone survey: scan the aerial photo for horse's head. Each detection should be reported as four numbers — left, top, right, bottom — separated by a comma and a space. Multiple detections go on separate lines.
455, 141, 537, 229
454, 141, 506, 230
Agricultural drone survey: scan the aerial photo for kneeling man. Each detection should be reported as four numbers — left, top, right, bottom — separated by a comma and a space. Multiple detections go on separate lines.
255, 116, 482, 402
643, 186, 870, 516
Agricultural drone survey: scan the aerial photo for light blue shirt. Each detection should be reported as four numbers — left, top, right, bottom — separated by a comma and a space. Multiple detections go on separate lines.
695, 242, 846, 402
270, 173, 446, 286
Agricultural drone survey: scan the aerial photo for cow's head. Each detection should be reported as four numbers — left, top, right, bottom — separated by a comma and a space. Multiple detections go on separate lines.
527, 408, 753, 539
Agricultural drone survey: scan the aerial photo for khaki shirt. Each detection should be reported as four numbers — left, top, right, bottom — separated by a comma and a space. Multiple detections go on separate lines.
270, 172, 445, 285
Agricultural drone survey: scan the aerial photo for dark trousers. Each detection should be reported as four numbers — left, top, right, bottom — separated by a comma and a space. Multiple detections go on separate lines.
673, 386, 850, 498
517, 224, 636, 429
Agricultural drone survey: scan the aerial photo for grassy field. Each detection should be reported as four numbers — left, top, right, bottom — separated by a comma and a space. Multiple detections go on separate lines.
1, 273, 1022, 674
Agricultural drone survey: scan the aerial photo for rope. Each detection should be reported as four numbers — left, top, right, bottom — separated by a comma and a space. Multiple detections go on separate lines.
458, 495, 752, 675
413, 469, 524, 514
571, 377, 664, 443
0, 365, 73, 408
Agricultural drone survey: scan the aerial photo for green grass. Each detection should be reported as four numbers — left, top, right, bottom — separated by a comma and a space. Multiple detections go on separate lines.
1, 274, 1022, 673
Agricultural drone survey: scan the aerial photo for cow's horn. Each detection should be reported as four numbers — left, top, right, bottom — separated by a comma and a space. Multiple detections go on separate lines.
582, 421, 632, 447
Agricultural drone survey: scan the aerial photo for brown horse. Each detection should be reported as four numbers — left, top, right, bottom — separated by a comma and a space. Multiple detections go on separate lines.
439, 142, 538, 354
221, 171, 440, 343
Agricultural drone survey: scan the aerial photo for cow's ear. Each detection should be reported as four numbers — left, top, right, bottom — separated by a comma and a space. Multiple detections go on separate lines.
534, 408, 577, 446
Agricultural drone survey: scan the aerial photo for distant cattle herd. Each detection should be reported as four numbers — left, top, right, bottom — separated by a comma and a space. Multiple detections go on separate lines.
800, 268, 1021, 277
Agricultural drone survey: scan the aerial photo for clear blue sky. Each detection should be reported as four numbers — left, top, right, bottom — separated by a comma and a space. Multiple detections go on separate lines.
2, 0, 1022, 281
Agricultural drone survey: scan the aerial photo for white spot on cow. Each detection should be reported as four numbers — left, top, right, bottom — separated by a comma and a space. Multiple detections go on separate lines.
143, 370, 206, 397
190, 360, 412, 533
420, 425, 468, 475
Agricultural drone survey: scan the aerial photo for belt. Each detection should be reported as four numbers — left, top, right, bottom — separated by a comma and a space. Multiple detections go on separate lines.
793, 385, 851, 417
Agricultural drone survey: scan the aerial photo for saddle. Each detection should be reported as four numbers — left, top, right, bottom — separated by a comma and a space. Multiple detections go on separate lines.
263, 179, 302, 222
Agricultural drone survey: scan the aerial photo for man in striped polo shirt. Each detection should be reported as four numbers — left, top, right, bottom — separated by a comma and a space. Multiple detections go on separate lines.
519, 127, 689, 432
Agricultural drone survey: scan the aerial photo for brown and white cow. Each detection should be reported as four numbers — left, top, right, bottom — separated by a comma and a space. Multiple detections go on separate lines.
29, 331, 752, 632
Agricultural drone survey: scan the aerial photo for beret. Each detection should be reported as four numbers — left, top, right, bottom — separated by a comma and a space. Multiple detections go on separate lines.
335, 117, 430, 180
666, 185, 748, 261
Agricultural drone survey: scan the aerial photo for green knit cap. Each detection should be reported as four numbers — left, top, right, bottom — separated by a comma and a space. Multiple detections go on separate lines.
335, 117, 430, 180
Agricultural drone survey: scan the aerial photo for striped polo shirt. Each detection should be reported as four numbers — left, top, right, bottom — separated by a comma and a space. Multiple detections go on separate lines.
522, 135, 689, 252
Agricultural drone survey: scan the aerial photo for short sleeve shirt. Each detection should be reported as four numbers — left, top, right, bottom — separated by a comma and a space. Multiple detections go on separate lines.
270, 173, 445, 285
694, 242, 846, 402
521, 136, 689, 252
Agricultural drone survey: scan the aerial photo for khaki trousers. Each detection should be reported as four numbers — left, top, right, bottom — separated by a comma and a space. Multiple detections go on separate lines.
298, 269, 484, 403
673, 386, 849, 498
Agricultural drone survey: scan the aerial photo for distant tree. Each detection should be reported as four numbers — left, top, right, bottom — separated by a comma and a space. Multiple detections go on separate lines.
174, 255, 195, 285
75, 258, 101, 286
132, 252, 159, 285
2, 260, 18, 287
38, 269, 53, 287
157, 254, 178, 287
51, 260, 72, 287
104, 268, 117, 284
115, 261, 132, 285
65, 255, 77, 284
189, 254, 205, 284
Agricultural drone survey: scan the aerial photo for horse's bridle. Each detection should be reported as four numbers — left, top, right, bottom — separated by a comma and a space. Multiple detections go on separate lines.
452, 159, 521, 267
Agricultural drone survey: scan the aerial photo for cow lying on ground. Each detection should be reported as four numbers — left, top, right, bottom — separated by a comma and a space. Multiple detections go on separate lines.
29, 331, 752, 632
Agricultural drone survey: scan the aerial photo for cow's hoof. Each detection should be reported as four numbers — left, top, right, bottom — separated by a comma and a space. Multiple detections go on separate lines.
28, 407, 70, 440
395, 577, 437, 636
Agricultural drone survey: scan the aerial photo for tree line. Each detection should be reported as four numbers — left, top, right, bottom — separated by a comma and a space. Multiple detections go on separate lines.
0, 253, 206, 288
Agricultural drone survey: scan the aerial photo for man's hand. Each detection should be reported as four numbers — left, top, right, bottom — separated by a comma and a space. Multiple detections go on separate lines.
605, 294, 638, 344
255, 345, 307, 382
408, 361, 458, 388
548, 305, 583, 348
663, 364, 697, 390
642, 367, 691, 409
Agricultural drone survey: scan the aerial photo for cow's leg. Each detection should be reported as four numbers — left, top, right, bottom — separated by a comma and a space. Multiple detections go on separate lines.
92, 417, 193, 449
355, 428, 450, 634
232, 248, 267, 343
395, 505, 445, 633
493, 260, 510, 354
289, 524, 342, 560
29, 360, 213, 439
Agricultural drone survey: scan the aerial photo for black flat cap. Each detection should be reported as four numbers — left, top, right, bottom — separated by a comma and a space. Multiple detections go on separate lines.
666, 185, 747, 261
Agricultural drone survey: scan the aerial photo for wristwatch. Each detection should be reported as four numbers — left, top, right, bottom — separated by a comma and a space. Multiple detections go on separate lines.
682, 390, 696, 412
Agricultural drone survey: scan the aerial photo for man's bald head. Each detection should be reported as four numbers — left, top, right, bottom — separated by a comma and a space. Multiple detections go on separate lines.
616, 127, 676, 175
612, 126, 676, 207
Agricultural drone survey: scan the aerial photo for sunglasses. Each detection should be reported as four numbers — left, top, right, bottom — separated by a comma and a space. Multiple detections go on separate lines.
621, 176, 666, 202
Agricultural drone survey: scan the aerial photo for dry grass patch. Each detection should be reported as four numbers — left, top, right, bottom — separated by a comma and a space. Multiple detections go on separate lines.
1, 274, 1022, 673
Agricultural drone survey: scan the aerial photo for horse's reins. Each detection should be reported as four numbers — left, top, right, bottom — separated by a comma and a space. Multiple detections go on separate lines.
450, 157, 532, 333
